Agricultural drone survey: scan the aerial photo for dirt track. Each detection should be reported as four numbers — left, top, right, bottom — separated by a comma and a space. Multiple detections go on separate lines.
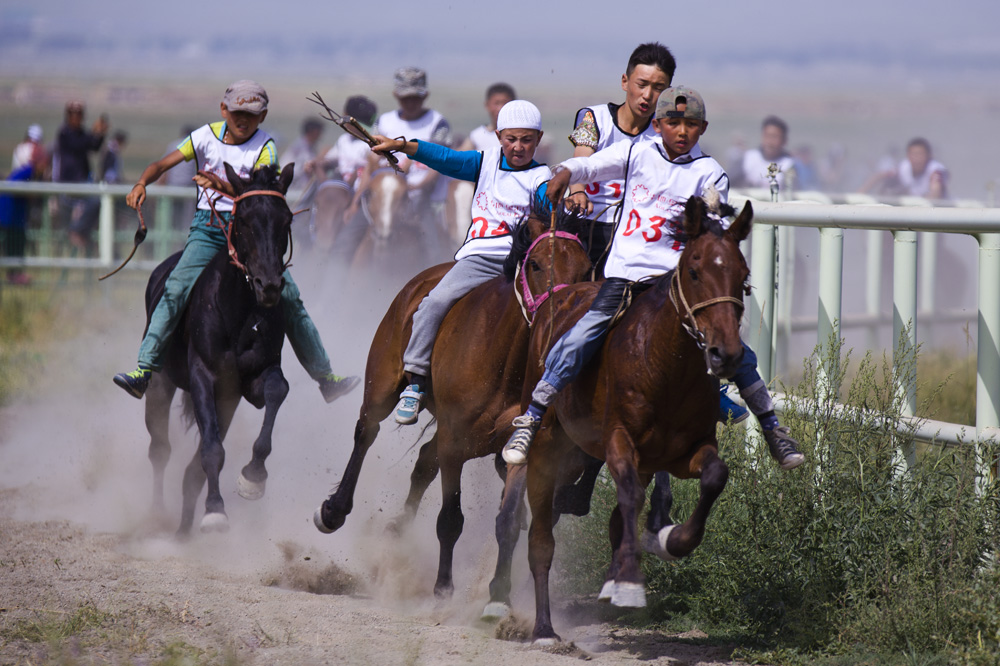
0, 267, 744, 665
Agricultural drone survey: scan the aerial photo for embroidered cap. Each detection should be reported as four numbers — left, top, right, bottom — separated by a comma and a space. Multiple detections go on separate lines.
496, 100, 542, 132
222, 80, 269, 115
655, 86, 706, 121
393, 67, 428, 98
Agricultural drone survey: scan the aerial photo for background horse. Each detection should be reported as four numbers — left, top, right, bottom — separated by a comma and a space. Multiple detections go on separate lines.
314, 204, 593, 611
310, 180, 353, 254
522, 196, 753, 643
144, 163, 295, 536
443, 179, 474, 251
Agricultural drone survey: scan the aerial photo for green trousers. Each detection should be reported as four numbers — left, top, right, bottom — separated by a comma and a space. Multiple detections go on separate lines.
137, 210, 332, 380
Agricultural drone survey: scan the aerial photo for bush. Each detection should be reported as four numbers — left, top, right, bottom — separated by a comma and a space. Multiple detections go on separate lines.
555, 336, 1000, 663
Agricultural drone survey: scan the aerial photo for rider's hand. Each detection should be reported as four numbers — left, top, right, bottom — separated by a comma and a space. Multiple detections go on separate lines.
370, 135, 405, 154
126, 183, 146, 210
194, 170, 228, 194
546, 168, 573, 207
564, 190, 592, 216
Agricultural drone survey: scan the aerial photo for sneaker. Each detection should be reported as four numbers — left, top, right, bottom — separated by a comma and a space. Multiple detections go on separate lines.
763, 425, 805, 470
319, 374, 360, 403
502, 414, 542, 465
114, 367, 151, 399
394, 384, 424, 424
719, 387, 750, 424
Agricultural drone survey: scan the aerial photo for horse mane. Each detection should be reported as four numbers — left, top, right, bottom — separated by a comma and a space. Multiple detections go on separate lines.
247, 164, 282, 189
502, 195, 590, 281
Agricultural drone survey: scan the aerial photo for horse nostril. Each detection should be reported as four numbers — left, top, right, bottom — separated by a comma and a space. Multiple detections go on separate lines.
279, 277, 286, 291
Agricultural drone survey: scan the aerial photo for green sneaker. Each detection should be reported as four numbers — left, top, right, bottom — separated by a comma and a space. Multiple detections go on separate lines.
114, 367, 151, 399
319, 373, 360, 403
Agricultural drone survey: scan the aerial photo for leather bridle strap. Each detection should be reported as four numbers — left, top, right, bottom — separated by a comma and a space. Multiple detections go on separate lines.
668, 270, 744, 350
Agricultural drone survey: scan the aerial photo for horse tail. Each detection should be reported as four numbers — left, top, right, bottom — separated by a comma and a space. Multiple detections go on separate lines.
179, 392, 197, 434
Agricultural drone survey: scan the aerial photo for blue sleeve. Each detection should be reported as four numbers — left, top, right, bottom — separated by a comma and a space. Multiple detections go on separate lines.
411, 140, 482, 182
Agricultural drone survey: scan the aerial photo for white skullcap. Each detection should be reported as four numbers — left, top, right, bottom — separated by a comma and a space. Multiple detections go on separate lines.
27, 124, 43, 141
496, 100, 542, 132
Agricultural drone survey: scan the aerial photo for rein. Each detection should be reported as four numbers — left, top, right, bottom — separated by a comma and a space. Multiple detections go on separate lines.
668, 270, 744, 351
514, 230, 586, 326
203, 186, 305, 278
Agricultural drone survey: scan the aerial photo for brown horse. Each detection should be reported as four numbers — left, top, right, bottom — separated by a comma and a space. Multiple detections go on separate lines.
348, 169, 414, 274
313, 204, 593, 604
522, 196, 753, 643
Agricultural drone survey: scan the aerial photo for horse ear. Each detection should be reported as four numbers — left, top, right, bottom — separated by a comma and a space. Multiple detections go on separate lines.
726, 200, 753, 243
224, 162, 245, 196
683, 195, 707, 238
277, 163, 295, 194
526, 215, 547, 241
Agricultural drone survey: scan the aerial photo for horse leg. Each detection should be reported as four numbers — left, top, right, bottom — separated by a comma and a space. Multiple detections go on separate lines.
603, 429, 647, 608
526, 427, 561, 644
654, 447, 728, 560
387, 434, 439, 534
640, 471, 680, 561
144, 373, 176, 517
177, 446, 207, 538
314, 413, 381, 533
553, 451, 604, 517
482, 462, 527, 621
238, 366, 289, 501
186, 366, 238, 533
433, 452, 465, 598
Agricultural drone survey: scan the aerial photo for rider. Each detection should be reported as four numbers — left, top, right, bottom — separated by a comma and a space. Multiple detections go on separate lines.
113, 80, 359, 403
568, 42, 746, 423
368, 100, 551, 425
459, 82, 516, 151
501, 86, 805, 471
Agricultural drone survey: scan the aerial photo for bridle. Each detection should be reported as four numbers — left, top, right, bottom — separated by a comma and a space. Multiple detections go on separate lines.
204, 187, 302, 279
514, 230, 586, 325
668, 268, 746, 352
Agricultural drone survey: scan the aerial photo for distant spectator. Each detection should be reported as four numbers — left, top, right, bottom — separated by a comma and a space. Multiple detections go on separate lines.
459, 82, 515, 151
280, 117, 325, 194
791, 144, 820, 191
1, 144, 47, 285
99, 130, 128, 184
741, 115, 796, 191
722, 131, 746, 187
818, 142, 848, 193
859, 137, 949, 200
318, 95, 378, 188
12, 124, 49, 177
53, 100, 108, 253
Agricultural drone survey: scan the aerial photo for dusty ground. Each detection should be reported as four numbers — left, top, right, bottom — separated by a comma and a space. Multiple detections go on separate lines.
0, 262, 748, 665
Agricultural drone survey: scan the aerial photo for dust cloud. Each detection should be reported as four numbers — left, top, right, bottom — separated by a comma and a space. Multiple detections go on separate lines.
0, 248, 534, 624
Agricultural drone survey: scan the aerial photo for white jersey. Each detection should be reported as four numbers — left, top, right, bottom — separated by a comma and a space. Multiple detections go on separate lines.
188, 123, 274, 213
376, 109, 451, 200
324, 133, 370, 185
741, 148, 796, 190
454, 147, 552, 261
561, 141, 729, 282
574, 103, 659, 223
898, 158, 948, 198
468, 125, 499, 151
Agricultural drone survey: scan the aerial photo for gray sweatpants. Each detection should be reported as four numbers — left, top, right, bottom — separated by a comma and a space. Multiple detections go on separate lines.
403, 253, 506, 377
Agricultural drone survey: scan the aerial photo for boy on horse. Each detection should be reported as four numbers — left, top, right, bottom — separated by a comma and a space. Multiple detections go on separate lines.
501, 86, 805, 471
113, 80, 359, 403
368, 100, 552, 424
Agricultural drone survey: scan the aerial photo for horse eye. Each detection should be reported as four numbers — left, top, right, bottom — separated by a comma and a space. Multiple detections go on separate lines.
529, 260, 541, 271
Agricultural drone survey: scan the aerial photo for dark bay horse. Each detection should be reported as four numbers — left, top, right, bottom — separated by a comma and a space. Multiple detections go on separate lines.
314, 205, 593, 607
522, 196, 753, 644
144, 163, 296, 535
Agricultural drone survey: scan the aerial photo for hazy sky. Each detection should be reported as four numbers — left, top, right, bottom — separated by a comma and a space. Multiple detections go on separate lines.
3, 0, 999, 91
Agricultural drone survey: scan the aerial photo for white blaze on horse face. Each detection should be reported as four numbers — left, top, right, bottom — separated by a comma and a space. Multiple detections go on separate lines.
714, 256, 724, 266
372, 174, 402, 241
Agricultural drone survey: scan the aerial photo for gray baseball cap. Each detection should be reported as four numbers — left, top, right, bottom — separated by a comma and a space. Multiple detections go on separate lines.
655, 86, 706, 121
393, 67, 428, 98
222, 80, 269, 114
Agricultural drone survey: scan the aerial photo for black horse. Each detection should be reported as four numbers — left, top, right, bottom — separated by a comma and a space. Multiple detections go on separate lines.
143, 163, 295, 535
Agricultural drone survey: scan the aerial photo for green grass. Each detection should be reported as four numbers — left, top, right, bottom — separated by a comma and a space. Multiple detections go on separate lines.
554, 337, 1000, 665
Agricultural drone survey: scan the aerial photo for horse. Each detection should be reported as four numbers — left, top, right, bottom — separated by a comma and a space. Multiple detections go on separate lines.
521, 195, 753, 643
444, 179, 475, 251
313, 203, 594, 606
310, 179, 353, 254
143, 162, 296, 536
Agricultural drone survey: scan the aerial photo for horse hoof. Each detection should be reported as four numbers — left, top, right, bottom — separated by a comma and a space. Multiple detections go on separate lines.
610, 582, 646, 608
313, 506, 335, 534
480, 601, 511, 622
200, 512, 229, 533
640, 525, 680, 562
533, 636, 561, 647
597, 579, 615, 602
237, 473, 266, 501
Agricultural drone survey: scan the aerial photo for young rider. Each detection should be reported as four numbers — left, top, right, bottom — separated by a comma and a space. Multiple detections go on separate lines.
113, 80, 359, 403
367, 100, 551, 424
501, 86, 805, 471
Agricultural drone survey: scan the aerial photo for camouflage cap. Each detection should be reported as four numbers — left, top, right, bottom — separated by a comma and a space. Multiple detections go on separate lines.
222, 80, 269, 115
655, 86, 706, 121
393, 67, 428, 98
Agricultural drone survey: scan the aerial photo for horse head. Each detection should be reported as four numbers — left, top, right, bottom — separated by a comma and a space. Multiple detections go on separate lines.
671, 194, 752, 378
503, 202, 592, 320
224, 162, 294, 307
365, 169, 408, 247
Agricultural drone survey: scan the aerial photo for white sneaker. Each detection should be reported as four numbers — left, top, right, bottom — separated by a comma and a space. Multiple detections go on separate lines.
502, 414, 542, 465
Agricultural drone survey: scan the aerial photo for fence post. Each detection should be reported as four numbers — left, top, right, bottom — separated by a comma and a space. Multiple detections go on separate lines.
98, 191, 113, 267
865, 229, 883, 351
976, 232, 1000, 483
893, 230, 918, 469
749, 223, 777, 384
817, 226, 844, 396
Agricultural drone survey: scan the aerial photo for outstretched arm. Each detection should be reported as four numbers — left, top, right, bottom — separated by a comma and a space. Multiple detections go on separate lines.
126, 149, 185, 209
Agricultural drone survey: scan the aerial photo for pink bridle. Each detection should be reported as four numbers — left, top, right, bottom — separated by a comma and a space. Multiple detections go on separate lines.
518, 230, 586, 324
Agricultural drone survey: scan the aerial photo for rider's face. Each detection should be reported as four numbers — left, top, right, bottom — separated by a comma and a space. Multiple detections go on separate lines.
497, 128, 543, 168
621, 64, 671, 122
220, 103, 266, 144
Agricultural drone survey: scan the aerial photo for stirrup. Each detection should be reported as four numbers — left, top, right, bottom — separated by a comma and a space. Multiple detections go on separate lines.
394, 384, 424, 425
